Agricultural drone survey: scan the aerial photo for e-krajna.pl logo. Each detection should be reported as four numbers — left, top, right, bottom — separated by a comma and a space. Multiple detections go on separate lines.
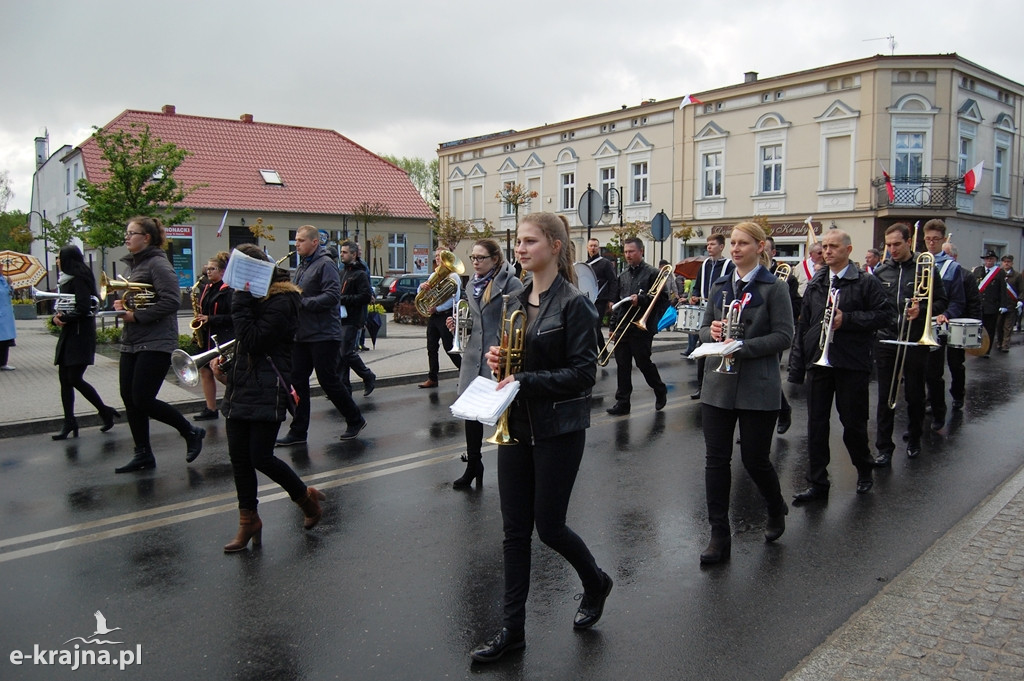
8, 610, 141, 671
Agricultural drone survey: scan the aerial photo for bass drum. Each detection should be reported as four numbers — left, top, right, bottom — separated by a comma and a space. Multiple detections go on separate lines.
573, 262, 600, 302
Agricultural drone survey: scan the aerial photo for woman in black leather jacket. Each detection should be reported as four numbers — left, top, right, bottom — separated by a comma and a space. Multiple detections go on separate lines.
470, 213, 611, 664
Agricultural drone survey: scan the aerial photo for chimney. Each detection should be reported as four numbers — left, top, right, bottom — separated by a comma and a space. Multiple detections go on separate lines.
34, 130, 49, 170
240, 113, 254, 123
161, 104, 176, 115
744, 71, 759, 83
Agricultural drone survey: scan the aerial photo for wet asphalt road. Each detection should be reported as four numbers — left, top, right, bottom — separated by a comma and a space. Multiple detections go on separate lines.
2, 350, 1024, 681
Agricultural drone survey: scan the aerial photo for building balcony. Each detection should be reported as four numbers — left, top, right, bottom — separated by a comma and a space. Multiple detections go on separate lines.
872, 176, 961, 210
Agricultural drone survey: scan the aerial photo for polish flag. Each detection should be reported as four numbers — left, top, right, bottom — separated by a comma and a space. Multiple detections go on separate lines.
878, 162, 895, 203
678, 94, 704, 109
804, 216, 817, 250
963, 161, 984, 195
216, 210, 229, 237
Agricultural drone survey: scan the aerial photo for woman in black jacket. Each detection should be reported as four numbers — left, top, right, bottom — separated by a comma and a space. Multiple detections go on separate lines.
215, 244, 325, 553
192, 251, 233, 421
470, 213, 611, 664
50, 245, 119, 440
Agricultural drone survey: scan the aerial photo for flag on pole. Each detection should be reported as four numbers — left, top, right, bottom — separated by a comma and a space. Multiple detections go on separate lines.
216, 210, 229, 237
878, 162, 895, 203
963, 161, 984, 195
678, 94, 704, 109
804, 216, 817, 251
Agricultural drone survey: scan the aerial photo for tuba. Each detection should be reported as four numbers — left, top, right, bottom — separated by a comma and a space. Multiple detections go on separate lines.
415, 250, 465, 317
881, 252, 940, 409
171, 335, 237, 387
99, 273, 155, 310
597, 265, 672, 366
451, 299, 472, 355
812, 287, 840, 368
485, 295, 526, 445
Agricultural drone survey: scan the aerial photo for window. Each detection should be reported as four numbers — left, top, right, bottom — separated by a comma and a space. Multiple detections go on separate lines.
702, 152, 722, 198
600, 167, 617, 206
560, 172, 576, 210
452, 187, 463, 219
894, 132, 924, 180
388, 232, 407, 271
759, 145, 783, 193
259, 169, 283, 185
502, 181, 516, 217
66, 167, 71, 195
631, 162, 649, 203
958, 136, 972, 177
995, 136, 1010, 196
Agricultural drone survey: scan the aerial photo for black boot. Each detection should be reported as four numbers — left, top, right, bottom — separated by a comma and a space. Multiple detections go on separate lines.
700, 535, 732, 564
115, 446, 156, 474
453, 454, 483, 489
51, 418, 79, 441
99, 406, 121, 433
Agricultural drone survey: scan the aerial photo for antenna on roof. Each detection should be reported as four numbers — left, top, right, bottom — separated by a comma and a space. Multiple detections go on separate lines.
863, 34, 897, 56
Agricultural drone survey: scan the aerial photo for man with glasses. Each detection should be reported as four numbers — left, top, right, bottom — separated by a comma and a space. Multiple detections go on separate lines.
921, 220, 965, 430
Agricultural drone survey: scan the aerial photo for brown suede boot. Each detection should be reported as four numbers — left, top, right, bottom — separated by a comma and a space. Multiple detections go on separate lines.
223, 509, 263, 553
297, 487, 326, 529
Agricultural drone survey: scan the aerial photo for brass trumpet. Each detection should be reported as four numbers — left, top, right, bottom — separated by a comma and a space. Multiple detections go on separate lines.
812, 287, 840, 368
882, 252, 940, 409
451, 299, 471, 355
486, 295, 526, 445
171, 335, 237, 387
597, 265, 672, 366
99, 273, 155, 310
775, 262, 792, 281
714, 291, 746, 374
415, 250, 465, 317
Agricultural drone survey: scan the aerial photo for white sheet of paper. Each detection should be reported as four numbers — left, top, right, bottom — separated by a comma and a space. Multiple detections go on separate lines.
450, 376, 521, 426
223, 248, 276, 298
686, 340, 743, 359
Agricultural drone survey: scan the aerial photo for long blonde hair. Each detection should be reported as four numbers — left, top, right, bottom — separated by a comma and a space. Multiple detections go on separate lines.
519, 212, 577, 285
730, 221, 771, 269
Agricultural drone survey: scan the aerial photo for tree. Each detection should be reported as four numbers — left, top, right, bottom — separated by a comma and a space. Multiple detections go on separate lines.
40, 217, 80, 253
429, 212, 493, 251
495, 182, 538, 226
0, 170, 13, 213
247, 217, 276, 242
381, 155, 439, 215
76, 123, 203, 269
354, 201, 391, 274
0, 211, 33, 252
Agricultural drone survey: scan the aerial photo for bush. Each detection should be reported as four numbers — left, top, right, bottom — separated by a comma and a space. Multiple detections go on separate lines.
179, 335, 200, 354
45, 316, 60, 335
394, 299, 427, 326
96, 326, 123, 345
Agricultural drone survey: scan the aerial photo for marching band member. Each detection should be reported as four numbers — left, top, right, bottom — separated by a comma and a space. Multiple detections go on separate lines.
788, 230, 892, 501
448, 238, 523, 488
688, 234, 733, 399
192, 252, 233, 421
698, 221, 793, 564
470, 213, 610, 663
921, 220, 965, 429
418, 247, 462, 389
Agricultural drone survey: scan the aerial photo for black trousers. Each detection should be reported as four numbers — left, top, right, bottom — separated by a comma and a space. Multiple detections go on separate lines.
925, 341, 949, 421
946, 346, 966, 403
226, 418, 307, 510
425, 312, 461, 381
805, 367, 874, 489
338, 324, 374, 390
702, 403, 785, 538
497, 430, 602, 633
613, 330, 665, 404
464, 419, 484, 459
981, 313, 998, 356
58, 363, 108, 421
875, 342, 928, 453
119, 351, 191, 451
288, 339, 361, 436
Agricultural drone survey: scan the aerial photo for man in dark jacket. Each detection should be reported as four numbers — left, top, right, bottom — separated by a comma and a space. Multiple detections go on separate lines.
586, 238, 618, 337
788, 230, 893, 500
943, 242, 980, 410
972, 249, 1009, 359
921, 219, 966, 429
276, 226, 365, 446
996, 255, 1023, 352
337, 241, 376, 396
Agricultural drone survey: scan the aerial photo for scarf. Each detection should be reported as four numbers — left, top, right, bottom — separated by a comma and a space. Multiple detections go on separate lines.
472, 267, 497, 301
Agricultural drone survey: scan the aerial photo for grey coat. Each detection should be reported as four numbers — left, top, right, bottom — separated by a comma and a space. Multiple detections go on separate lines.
119, 246, 181, 354
698, 265, 794, 411
456, 262, 524, 395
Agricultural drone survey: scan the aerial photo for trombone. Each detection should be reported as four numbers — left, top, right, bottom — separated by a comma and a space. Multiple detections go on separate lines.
485, 295, 526, 445
597, 264, 672, 366
881, 252, 940, 409
812, 287, 840, 368
451, 299, 472, 354
415, 250, 465, 317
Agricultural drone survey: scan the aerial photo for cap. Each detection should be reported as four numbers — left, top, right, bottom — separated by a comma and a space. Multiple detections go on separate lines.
1001, 254, 1014, 262
983, 250, 998, 259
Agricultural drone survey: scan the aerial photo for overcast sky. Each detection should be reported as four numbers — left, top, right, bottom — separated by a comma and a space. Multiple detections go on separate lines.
3, 0, 1022, 213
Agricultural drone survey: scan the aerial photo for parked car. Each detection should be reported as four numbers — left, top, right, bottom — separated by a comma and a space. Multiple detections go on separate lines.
369, 275, 383, 300
378, 274, 402, 300
380, 274, 430, 311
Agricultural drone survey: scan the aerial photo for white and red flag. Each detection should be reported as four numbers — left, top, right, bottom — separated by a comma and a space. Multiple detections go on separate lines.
216, 210, 229, 237
878, 162, 895, 203
963, 161, 984, 195
678, 94, 704, 109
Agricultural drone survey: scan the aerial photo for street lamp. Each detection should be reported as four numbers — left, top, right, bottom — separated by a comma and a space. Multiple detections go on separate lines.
600, 186, 623, 229
27, 210, 50, 289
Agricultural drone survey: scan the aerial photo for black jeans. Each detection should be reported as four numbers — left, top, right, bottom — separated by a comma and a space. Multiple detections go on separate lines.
497, 430, 603, 633
875, 342, 928, 452
925, 341, 949, 421
58, 363, 107, 420
702, 403, 785, 538
425, 312, 461, 381
612, 331, 665, 404
119, 351, 192, 450
805, 367, 873, 488
288, 340, 361, 436
946, 346, 966, 402
338, 324, 374, 390
226, 419, 307, 510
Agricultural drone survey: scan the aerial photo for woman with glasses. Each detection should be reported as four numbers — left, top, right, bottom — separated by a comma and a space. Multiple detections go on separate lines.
192, 252, 234, 421
50, 245, 120, 439
447, 239, 523, 488
113, 216, 206, 474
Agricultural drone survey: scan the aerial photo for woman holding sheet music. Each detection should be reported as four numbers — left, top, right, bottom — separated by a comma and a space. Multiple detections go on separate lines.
469, 213, 610, 664
697, 221, 794, 565
447, 238, 523, 488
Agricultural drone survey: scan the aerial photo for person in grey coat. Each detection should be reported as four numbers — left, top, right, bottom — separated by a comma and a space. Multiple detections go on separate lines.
698, 221, 794, 565
448, 238, 523, 488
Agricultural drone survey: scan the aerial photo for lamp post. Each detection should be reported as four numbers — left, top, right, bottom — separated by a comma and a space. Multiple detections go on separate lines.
27, 210, 50, 289
600, 186, 623, 229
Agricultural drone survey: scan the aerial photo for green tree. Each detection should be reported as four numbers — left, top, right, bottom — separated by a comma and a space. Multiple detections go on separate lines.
40, 217, 80, 253
0, 170, 13, 212
381, 155, 439, 215
495, 182, 538, 226
0, 210, 33, 252
76, 123, 203, 269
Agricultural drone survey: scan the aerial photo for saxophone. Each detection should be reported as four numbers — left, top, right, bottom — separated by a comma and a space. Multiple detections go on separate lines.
189, 277, 206, 347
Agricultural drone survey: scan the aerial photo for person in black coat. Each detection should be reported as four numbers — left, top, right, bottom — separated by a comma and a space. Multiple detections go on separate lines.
193, 251, 234, 421
214, 244, 326, 552
50, 245, 119, 440
972, 250, 1009, 359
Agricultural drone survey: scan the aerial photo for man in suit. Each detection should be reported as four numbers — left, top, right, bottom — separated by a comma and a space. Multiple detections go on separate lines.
687, 234, 734, 399
996, 255, 1023, 352
972, 250, 1009, 359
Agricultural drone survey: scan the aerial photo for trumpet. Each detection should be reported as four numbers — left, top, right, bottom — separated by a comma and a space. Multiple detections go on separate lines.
714, 291, 746, 374
415, 250, 465, 317
30, 286, 100, 315
451, 299, 471, 355
775, 262, 792, 281
881, 252, 940, 409
812, 287, 840, 368
485, 295, 526, 446
170, 335, 237, 387
99, 273, 155, 310
597, 265, 672, 366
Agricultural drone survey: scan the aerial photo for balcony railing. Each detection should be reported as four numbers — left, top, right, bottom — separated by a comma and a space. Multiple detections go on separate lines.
872, 176, 961, 210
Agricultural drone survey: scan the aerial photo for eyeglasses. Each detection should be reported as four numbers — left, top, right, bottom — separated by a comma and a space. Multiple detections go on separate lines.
125, 231, 145, 238
469, 255, 492, 262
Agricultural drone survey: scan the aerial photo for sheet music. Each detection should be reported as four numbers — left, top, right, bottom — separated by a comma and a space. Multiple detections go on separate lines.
223, 248, 275, 297
450, 376, 521, 426
686, 340, 743, 359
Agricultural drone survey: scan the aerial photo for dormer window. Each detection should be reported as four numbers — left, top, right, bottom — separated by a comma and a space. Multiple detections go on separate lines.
260, 169, 283, 185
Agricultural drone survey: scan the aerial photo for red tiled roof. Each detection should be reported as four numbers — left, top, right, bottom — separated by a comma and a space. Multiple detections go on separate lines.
76, 108, 434, 220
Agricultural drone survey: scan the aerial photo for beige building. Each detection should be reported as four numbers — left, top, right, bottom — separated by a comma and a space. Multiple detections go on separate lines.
438, 53, 1023, 268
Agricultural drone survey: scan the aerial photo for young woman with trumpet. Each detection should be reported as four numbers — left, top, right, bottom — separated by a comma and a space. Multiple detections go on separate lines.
698, 221, 794, 565
470, 213, 611, 664
446, 238, 523, 488
51, 244, 119, 439
192, 252, 234, 421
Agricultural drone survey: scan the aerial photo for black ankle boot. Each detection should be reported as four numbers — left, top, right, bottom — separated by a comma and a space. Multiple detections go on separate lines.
470, 628, 525, 663
52, 418, 79, 441
99, 406, 121, 433
115, 447, 156, 474
700, 535, 731, 565
453, 456, 483, 489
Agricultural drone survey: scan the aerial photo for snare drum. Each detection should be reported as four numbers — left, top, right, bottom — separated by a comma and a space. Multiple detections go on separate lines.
677, 304, 706, 334
946, 318, 983, 349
